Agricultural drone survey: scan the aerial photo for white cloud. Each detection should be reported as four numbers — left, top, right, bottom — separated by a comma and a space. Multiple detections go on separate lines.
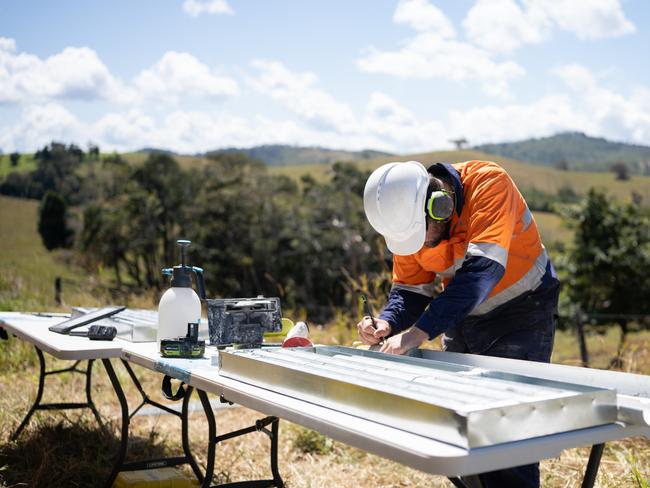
449, 95, 593, 145
357, 1, 524, 98
0, 40, 238, 107
0, 38, 130, 104
182, 0, 233, 17
393, 0, 455, 37
94, 110, 157, 148
555, 64, 650, 143
446, 64, 650, 146
463, 0, 548, 53
363, 92, 447, 152
0, 37, 16, 51
537, 0, 635, 40
133, 51, 239, 103
3, 62, 649, 156
248, 60, 358, 132
464, 0, 635, 53
358, 32, 524, 98
0, 103, 86, 152
366, 91, 418, 127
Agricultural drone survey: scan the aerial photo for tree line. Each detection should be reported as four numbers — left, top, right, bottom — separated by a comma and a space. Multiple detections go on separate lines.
2, 142, 649, 352
1, 143, 389, 320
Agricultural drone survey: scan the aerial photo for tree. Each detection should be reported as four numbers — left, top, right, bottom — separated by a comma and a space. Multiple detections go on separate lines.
38, 191, 73, 250
554, 158, 569, 171
87, 143, 100, 160
9, 152, 20, 167
610, 162, 630, 181
449, 138, 468, 150
562, 189, 650, 366
2, 142, 86, 202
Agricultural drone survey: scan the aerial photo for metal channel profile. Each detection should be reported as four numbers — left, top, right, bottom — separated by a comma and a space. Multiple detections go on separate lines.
218, 346, 617, 448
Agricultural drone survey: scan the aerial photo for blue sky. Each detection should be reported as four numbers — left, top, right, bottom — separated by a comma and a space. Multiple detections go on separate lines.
1, 0, 649, 154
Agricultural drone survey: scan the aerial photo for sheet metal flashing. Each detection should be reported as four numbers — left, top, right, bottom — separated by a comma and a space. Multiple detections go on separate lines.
218, 346, 616, 448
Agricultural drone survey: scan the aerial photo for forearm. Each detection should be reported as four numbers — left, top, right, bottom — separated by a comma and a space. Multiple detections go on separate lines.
414, 256, 505, 338
379, 287, 431, 335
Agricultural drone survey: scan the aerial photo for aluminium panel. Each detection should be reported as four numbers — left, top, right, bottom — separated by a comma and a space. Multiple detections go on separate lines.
218, 345, 617, 448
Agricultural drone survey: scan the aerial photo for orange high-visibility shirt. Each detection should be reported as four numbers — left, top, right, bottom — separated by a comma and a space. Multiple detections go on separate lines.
382, 161, 551, 336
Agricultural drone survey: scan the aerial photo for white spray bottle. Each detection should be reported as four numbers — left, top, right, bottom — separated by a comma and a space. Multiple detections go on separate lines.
157, 240, 206, 347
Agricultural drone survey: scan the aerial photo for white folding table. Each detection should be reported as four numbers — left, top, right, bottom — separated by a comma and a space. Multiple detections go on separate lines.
3, 310, 649, 488
0, 312, 211, 488
122, 342, 650, 488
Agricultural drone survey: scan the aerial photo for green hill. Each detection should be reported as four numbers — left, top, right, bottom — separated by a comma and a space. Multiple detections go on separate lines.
209, 145, 393, 166
123, 145, 393, 169
474, 132, 650, 173
270, 149, 650, 205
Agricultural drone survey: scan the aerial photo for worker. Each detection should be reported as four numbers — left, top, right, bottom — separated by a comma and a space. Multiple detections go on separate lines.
357, 160, 559, 488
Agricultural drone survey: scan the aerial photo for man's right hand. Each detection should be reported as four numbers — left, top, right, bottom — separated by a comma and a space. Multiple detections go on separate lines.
356, 317, 391, 345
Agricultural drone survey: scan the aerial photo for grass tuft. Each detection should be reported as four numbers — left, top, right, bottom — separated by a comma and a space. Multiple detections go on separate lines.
291, 426, 334, 456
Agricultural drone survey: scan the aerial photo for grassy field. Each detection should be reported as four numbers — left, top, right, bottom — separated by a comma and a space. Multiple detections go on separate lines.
0, 195, 90, 311
121, 152, 209, 171
0, 154, 37, 178
0, 195, 156, 312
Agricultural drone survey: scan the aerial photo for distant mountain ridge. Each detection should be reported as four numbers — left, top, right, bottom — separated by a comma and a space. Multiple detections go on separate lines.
474, 132, 650, 173
207, 145, 393, 166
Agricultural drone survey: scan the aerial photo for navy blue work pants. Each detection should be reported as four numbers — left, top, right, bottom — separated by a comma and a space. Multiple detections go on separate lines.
442, 282, 559, 488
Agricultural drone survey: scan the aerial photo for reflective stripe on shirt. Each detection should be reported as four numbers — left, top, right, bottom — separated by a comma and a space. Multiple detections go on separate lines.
469, 248, 548, 316
466, 242, 508, 268
392, 281, 436, 298
521, 207, 533, 232
439, 257, 465, 278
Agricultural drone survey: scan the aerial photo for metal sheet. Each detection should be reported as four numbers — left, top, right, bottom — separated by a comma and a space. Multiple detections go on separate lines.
218, 345, 617, 448
73, 307, 158, 342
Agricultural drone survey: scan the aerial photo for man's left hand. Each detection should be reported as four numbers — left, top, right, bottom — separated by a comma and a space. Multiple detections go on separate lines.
379, 326, 429, 355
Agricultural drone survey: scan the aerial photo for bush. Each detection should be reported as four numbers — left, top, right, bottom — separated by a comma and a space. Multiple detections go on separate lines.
38, 191, 73, 250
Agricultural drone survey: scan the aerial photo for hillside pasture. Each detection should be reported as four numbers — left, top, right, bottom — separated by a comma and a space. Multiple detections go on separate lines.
270, 149, 650, 204
0, 153, 37, 178
0, 195, 154, 311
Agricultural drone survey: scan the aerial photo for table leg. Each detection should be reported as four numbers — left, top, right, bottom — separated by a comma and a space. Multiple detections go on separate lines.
10, 347, 46, 440
86, 359, 104, 428
11, 347, 102, 440
448, 476, 483, 488
102, 361, 218, 487
182, 386, 206, 483
102, 358, 129, 488
581, 443, 605, 488
200, 392, 284, 488
197, 389, 216, 488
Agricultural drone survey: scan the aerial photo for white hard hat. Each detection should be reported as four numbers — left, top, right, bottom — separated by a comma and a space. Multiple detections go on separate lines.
363, 161, 429, 256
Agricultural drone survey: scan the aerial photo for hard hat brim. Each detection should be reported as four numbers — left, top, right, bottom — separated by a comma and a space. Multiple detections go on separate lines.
383, 219, 426, 256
